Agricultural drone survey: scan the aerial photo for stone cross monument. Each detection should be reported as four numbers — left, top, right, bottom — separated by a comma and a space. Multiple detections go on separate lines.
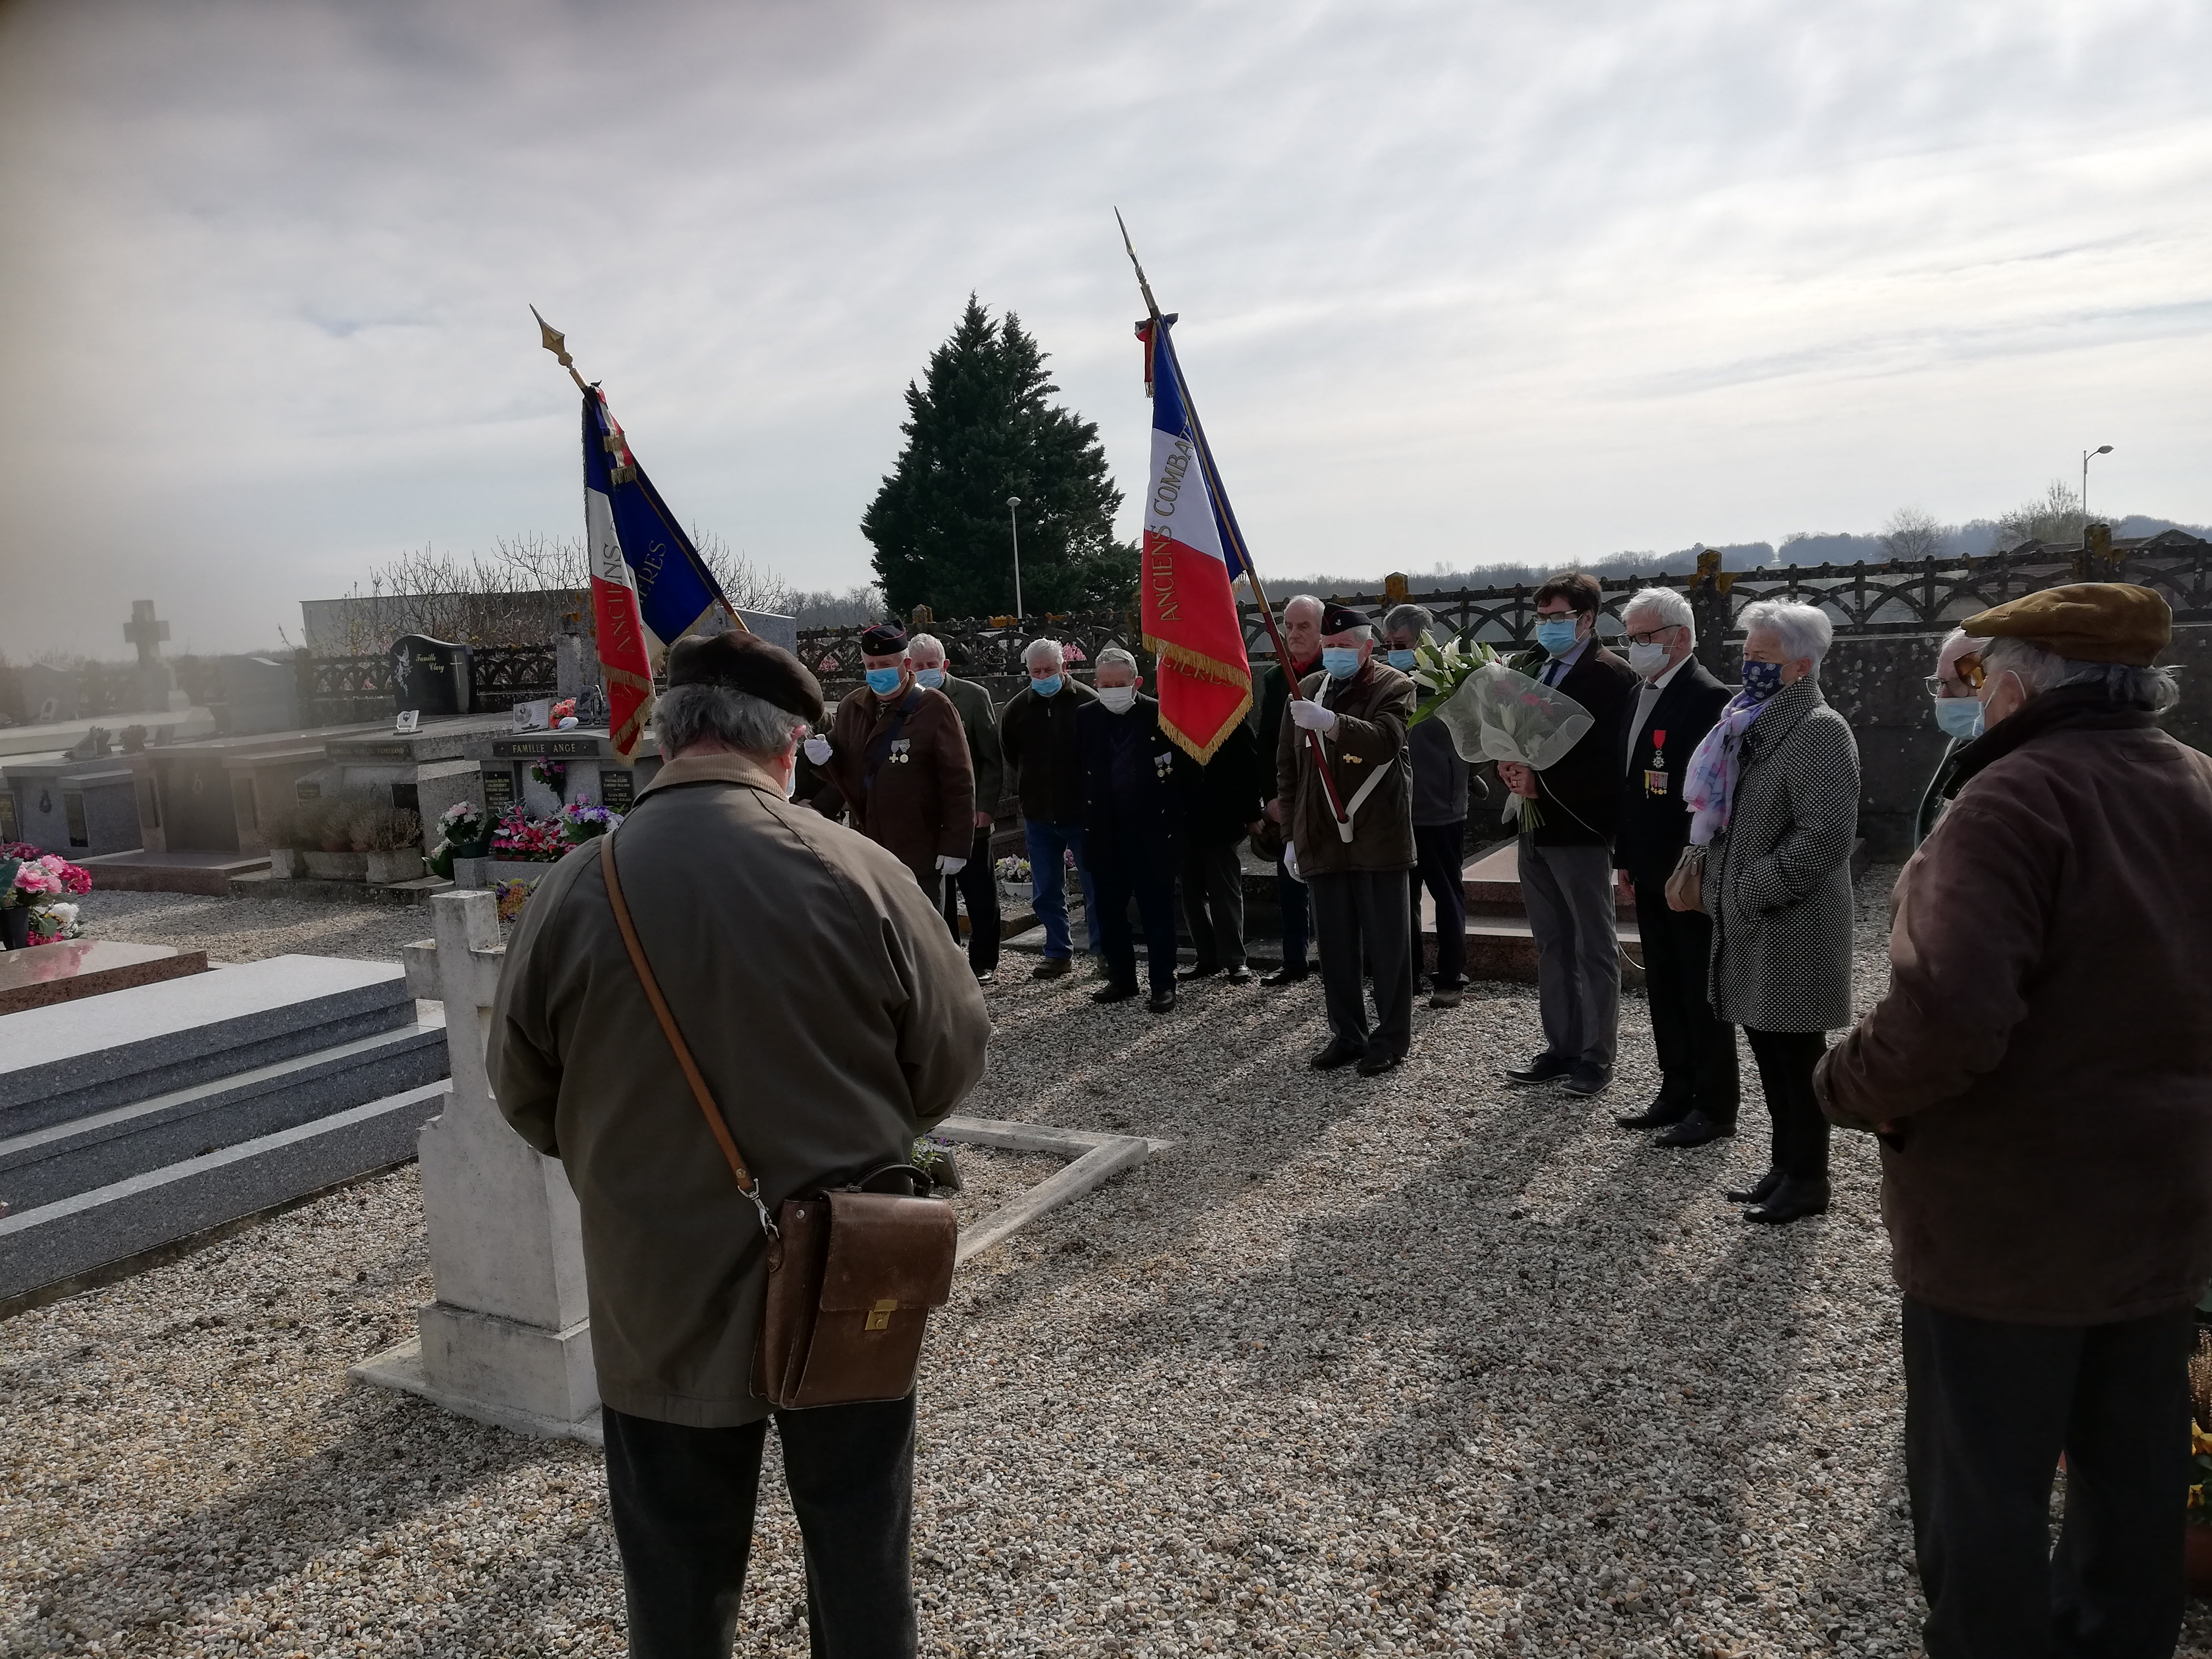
123, 600, 186, 713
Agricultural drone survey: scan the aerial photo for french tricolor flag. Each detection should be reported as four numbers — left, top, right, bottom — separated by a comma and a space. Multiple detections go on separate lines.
1136, 316, 1253, 763
579, 392, 661, 759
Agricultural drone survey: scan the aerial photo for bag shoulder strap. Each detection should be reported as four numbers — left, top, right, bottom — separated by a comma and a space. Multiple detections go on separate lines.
598, 833, 772, 1225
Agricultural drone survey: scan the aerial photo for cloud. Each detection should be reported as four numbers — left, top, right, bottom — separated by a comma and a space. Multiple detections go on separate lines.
2, 0, 2209, 655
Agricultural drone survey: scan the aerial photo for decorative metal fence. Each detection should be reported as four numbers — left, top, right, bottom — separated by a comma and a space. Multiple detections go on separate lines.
300, 644, 559, 726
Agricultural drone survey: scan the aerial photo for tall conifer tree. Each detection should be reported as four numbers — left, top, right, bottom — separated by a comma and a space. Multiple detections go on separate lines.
864, 297, 1136, 618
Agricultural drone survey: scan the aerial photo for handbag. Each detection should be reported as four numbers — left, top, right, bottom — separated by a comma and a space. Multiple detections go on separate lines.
597, 832, 958, 1410
1664, 843, 1707, 914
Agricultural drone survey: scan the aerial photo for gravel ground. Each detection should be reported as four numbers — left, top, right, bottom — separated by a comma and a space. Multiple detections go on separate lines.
72, 890, 436, 965
8, 866, 2212, 1657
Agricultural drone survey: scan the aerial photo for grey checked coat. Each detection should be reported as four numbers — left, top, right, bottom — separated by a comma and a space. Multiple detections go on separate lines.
1701, 676, 1860, 1033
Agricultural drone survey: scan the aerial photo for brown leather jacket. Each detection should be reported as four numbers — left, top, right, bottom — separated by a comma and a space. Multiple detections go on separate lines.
1273, 660, 1417, 877
1816, 688, 2212, 1323
812, 681, 975, 881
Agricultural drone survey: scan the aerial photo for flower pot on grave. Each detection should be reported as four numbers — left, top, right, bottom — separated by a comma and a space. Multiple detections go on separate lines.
304, 850, 369, 881
365, 849, 427, 885
1, 907, 29, 951
266, 848, 307, 879
451, 835, 493, 861
2188, 1526, 2212, 1597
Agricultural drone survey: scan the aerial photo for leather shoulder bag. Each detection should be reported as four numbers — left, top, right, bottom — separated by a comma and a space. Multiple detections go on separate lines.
596, 831, 958, 1409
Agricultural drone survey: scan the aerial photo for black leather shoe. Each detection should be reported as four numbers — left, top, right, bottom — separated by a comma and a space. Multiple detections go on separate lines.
1091, 982, 1140, 1004
1746, 1176, 1831, 1225
1147, 987, 1177, 1014
1223, 966, 1254, 985
1653, 1111, 1735, 1149
973, 968, 997, 985
1354, 1048, 1403, 1077
1615, 1097, 1689, 1130
1032, 958, 1072, 979
1504, 1053, 1575, 1085
1561, 1067, 1611, 1097
1262, 965, 1310, 986
1725, 1168, 1784, 1206
1310, 1037, 1365, 1070
1176, 964, 1218, 982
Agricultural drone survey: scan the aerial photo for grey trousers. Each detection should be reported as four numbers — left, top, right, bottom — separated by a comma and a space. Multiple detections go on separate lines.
1517, 840, 1620, 1073
1308, 868, 1414, 1060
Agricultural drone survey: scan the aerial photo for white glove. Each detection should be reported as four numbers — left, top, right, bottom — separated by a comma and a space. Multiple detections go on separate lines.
803, 735, 832, 765
1282, 841, 1303, 883
935, 854, 968, 875
1287, 699, 1337, 733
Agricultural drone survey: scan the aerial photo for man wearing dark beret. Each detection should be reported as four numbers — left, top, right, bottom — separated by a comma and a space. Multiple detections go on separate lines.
491, 626, 989, 1653
801, 621, 978, 890
1816, 582, 2212, 1654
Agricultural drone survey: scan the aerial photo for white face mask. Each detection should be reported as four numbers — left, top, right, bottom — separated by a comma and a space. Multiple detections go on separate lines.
1097, 685, 1138, 714
1626, 641, 1672, 680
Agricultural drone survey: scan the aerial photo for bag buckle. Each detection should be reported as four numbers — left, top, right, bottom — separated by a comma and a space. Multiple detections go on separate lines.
743, 1180, 780, 1241
865, 1298, 897, 1332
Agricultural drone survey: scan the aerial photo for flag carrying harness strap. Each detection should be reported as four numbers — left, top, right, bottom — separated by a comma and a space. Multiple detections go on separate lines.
1314, 675, 1395, 843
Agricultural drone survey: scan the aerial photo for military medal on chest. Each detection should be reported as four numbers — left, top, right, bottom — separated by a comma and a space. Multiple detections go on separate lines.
890, 738, 912, 765
1650, 729, 1666, 770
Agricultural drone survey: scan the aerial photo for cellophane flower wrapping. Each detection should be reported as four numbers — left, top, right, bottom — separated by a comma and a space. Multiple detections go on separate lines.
559, 798, 625, 842
1431, 662, 1595, 831
490, 806, 570, 862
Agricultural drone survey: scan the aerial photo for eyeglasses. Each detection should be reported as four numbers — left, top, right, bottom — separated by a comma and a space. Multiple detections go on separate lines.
1624, 627, 1681, 647
1922, 652, 1986, 697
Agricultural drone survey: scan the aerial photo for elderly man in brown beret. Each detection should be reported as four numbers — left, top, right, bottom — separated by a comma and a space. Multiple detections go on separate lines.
1816, 582, 2212, 1658
804, 621, 977, 891
491, 631, 990, 1657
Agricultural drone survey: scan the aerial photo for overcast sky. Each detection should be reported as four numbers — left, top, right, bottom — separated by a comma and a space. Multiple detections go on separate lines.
3, 0, 2209, 659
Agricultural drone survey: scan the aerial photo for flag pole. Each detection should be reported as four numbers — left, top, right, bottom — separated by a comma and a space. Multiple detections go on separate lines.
531, 306, 593, 395
1114, 212, 1347, 826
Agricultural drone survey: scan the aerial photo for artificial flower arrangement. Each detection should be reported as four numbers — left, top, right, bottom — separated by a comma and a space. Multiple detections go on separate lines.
993, 855, 1032, 884
550, 697, 579, 730
529, 757, 567, 791
558, 798, 624, 842
491, 878, 537, 923
1403, 633, 1594, 834
489, 805, 571, 863
0, 849, 94, 945
437, 801, 489, 849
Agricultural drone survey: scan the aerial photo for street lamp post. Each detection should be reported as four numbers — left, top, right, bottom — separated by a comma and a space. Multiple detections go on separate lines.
1007, 495, 1023, 621
2082, 444, 2113, 527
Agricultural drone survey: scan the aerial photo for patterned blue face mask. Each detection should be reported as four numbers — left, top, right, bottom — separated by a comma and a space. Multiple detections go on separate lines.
914, 668, 945, 689
1031, 674, 1063, 697
865, 667, 904, 696
1740, 659, 1785, 701
1386, 649, 1418, 671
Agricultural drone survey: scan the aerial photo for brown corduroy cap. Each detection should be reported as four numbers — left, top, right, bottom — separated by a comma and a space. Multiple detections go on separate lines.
1960, 582, 2171, 668
664, 631, 825, 724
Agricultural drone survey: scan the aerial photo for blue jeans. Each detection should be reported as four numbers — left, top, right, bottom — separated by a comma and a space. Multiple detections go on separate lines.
1024, 820, 1101, 959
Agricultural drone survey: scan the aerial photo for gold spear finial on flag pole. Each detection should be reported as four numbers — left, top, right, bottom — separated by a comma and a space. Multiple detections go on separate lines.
530, 305, 593, 395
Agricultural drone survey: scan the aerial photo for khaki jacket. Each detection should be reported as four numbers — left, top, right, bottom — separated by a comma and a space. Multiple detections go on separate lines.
813, 681, 975, 881
490, 753, 991, 1425
1815, 689, 2212, 1323
1274, 661, 1417, 876
935, 673, 1006, 820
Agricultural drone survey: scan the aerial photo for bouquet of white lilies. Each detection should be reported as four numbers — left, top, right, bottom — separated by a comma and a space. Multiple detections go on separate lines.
1405, 635, 1594, 833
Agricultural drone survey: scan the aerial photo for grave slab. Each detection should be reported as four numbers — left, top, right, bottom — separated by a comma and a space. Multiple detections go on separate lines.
75, 848, 271, 895
0, 939, 209, 1016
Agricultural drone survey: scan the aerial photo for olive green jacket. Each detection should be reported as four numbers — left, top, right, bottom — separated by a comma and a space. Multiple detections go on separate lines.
489, 752, 991, 1425
936, 673, 1007, 819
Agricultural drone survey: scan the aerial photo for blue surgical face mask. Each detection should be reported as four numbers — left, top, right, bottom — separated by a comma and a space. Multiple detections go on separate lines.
1031, 674, 1062, 698
1740, 658, 1785, 701
1535, 617, 1581, 657
1386, 648, 1418, 671
1322, 647, 1362, 680
914, 668, 945, 689
865, 667, 904, 696
1932, 696, 1984, 742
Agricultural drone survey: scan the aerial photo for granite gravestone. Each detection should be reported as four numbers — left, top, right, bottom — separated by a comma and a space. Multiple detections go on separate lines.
392, 636, 474, 719
220, 656, 302, 736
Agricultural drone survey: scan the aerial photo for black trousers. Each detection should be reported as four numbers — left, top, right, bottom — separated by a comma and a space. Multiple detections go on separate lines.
1407, 821, 1467, 988
1309, 868, 1414, 1059
1093, 833, 1178, 995
1743, 1026, 1829, 1179
1902, 1298, 2193, 1659
937, 826, 999, 973
1179, 836, 1247, 972
602, 1396, 918, 1659
1632, 882, 1739, 1122
1276, 851, 1309, 970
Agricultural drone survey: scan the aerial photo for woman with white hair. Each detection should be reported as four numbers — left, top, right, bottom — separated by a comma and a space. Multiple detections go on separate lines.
1678, 599, 1861, 1226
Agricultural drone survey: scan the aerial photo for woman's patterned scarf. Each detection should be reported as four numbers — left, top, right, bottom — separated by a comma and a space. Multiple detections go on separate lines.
1683, 684, 1782, 846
